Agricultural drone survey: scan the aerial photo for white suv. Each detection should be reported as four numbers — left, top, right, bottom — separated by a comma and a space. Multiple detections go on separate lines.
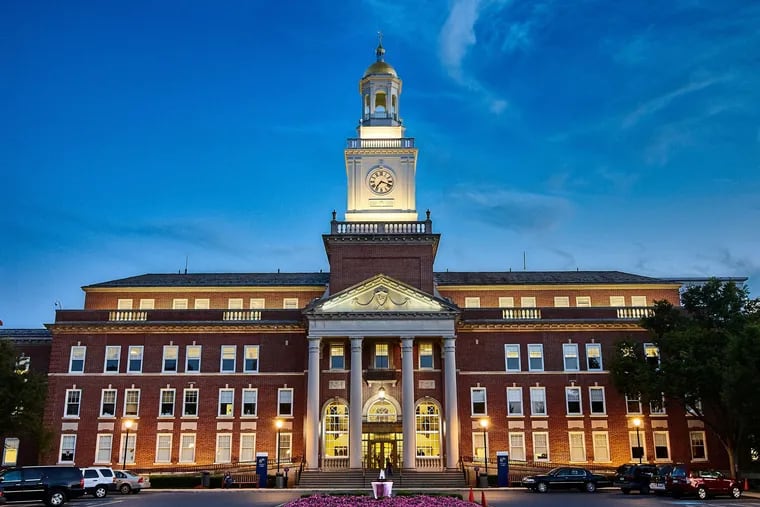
80, 467, 116, 498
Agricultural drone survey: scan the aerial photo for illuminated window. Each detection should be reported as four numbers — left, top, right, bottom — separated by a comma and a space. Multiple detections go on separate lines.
367, 399, 397, 422
592, 432, 610, 462
324, 402, 349, 457
419, 343, 433, 369
586, 343, 602, 370
554, 296, 569, 307
218, 389, 234, 416
2, 437, 20, 466
569, 432, 586, 462
532, 432, 549, 461
415, 402, 441, 457
644, 343, 660, 367
374, 343, 389, 369
330, 345, 345, 370
244, 345, 259, 372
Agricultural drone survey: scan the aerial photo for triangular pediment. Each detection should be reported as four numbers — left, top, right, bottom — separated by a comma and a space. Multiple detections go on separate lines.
307, 274, 457, 316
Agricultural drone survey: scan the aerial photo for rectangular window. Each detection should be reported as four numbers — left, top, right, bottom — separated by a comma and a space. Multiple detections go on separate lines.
589, 387, 606, 414
240, 433, 256, 462
186, 345, 201, 372
220, 345, 236, 372
631, 295, 647, 306
277, 432, 292, 463
473, 431, 488, 462
527, 344, 544, 371
242, 389, 258, 416
464, 297, 481, 308
653, 431, 670, 460
121, 431, 136, 465
568, 432, 586, 462
2, 437, 20, 466
65, 389, 81, 417
592, 432, 611, 462
509, 432, 526, 461
329, 344, 345, 370
159, 389, 175, 417
507, 387, 523, 416
59, 434, 76, 463
218, 388, 234, 416
100, 389, 117, 417
155, 434, 172, 463
374, 343, 389, 369
690, 431, 707, 460
520, 296, 536, 308
498, 297, 514, 308
244, 345, 259, 372
576, 296, 592, 307
504, 344, 520, 372
183, 388, 199, 417
283, 298, 299, 309
565, 387, 582, 415
172, 298, 188, 309
554, 296, 569, 307
194, 298, 210, 309
163, 345, 178, 373
117, 298, 133, 310
216, 433, 232, 463
139, 298, 155, 310
69, 346, 86, 373
471, 387, 487, 415
530, 387, 547, 416
609, 296, 625, 307
179, 434, 196, 463
586, 343, 603, 371
644, 343, 660, 367
629, 431, 647, 461
104, 346, 120, 373
95, 434, 112, 463
563, 343, 579, 371
532, 432, 549, 461
124, 389, 140, 417
626, 394, 642, 414
127, 346, 143, 373
650, 395, 666, 415
418, 343, 434, 369
278, 388, 294, 417
228, 298, 243, 309
250, 298, 265, 309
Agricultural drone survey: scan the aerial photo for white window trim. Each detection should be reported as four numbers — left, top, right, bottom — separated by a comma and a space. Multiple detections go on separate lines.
589, 386, 606, 415
220, 345, 236, 373
162, 345, 179, 373
689, 430, 708, 461
532, 431, 550, 461
278, 387, 294, 417
179, 433, 196, 463
653, 430, 671, 462
139, 298, 155, 310
586, 343, 603, 371
242, 388, 258, 417
565, 386, 583, 415
124, 388, 141, 417
104, 345, 121, 373
239, 433, 257, 462
470, 387, 488, 416
159, 388, 176, 418
520, 296, 536, 308
127, 346, 144, 373
506, 387, 523, 417
527, 344, 544, 372
155, 434, 172, 463
504, 344, 521, 372
625, 394, 643, 414
99, 388, 117, 418
94, 434, 113, 464
215, 433, 233, 464
194, 298, 210, 309
69, 345, 86, 374
530, 387, 547, 417
568, 431, 586, 462
243, 345, 260, 373
58, 434, 77, 464
218, 388, 235, 417
64, 389, 81, 418
629, 430, 647, 462
464, 297, 481, 308
508, 431, 526, 461
563, 343, 580, 372
592, 431, 611, 463
185, 345, 202, 373
183, 388, 199, 417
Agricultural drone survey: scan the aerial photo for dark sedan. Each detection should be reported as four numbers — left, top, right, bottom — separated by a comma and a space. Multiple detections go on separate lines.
522, 466, 608, 493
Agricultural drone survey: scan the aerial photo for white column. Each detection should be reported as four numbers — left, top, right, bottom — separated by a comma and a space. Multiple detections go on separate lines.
401, 336, 416, 470
305, 336, 321, 470
349, 336, 364, 468
443, 335, 460, 469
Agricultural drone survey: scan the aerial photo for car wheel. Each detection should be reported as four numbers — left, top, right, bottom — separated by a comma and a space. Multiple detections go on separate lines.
45, 490, 66, 507
94, 485, 108, 498
585, 481, 597, 493
697, 486, 707, 500
537, 482, 549, 493
731, 486, 742, 499
120, 483, 131, 494
621, 488, 631, 494
640, 484, 650, 495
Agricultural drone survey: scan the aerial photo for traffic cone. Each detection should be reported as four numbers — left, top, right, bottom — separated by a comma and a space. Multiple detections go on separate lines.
468, 487, 475, 503
480, 490, 488, 506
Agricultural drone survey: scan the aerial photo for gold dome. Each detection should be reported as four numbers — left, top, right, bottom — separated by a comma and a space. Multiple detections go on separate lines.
363, 61, 398, 78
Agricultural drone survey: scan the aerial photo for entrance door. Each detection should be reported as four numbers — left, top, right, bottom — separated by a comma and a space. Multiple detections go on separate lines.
369, 440, 396, 470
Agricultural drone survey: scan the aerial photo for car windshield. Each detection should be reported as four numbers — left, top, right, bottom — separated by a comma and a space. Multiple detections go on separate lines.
548, 468, 564, 476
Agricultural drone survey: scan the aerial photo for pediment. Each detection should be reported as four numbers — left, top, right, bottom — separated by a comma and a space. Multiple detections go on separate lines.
308, 274, 456, 315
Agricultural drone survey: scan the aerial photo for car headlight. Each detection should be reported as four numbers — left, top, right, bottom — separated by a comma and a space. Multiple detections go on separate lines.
523, 477, 535, 483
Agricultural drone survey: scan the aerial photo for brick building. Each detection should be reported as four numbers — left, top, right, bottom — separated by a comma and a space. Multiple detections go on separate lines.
35, 42, 731, 474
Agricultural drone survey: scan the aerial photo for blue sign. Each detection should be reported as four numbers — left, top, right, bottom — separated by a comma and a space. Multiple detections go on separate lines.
256, 452, 268, 488
496, 451, 509, 487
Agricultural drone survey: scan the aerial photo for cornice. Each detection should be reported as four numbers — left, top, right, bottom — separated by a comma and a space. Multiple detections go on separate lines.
438, 283, 679, 291
48, 323, 305, 334
84, 286, 325, 294
344, 148, 417, 156
456, 322, 645, 332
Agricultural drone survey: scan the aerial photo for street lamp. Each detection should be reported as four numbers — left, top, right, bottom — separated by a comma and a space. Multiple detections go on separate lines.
479, 418, 489, 481
123, 420, 133, 469
275, 420, 284, 474
633, 418, 642, 464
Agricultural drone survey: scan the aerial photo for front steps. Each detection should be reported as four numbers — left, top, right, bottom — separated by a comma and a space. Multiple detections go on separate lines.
297, 469, 466, 490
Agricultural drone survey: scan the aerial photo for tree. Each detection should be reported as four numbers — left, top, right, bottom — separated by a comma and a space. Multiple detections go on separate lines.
0, 340, 49, 461
610, 278, 760, 477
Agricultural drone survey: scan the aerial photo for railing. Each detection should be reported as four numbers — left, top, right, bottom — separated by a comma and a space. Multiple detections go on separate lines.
501, 308, 542, 320
616, 307, 654, 319
416, 456, 443, 469
460, 306, 656, 322
331, 220, 432, 235
59, 309, 303, 324
109, 311, 148, 322
322, 456, 349, 470
222, 310, 262, 321
346, 137, 415, 149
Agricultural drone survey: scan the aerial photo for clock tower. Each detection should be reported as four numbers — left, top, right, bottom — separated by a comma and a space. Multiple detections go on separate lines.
344, 38, 418, 222
325, 39, 439, 294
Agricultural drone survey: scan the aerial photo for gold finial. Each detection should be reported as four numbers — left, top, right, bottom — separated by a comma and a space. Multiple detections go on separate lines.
376, 31, 386, 61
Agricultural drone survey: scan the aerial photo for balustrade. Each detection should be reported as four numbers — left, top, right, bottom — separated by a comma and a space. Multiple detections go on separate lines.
108, 311, 148, 322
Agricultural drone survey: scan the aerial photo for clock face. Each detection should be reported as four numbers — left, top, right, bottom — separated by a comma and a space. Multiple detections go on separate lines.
368, 168, 394, 194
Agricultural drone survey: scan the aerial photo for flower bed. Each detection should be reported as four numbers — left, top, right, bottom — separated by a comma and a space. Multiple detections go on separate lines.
284, 495, 473, 506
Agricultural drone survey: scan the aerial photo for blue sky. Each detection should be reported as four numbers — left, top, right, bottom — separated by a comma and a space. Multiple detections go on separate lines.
2, 0, 759, 328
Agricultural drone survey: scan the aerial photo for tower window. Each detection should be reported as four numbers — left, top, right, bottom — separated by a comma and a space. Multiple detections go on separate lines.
374, 91, 387, 113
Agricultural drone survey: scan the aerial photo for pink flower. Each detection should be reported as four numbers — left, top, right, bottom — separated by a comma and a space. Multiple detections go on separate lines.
284, 494, 474, 506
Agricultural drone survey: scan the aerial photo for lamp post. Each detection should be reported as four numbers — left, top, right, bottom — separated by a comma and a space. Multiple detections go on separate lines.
275, 420, 283, 474
122, 420, 133, 469
480, 418, 489, 481
633, 418, 642, 464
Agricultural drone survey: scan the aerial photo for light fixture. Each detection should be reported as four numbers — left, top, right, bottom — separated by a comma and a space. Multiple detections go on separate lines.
122, 419, 134, 470
633, 418, 642, 464
378, 386, 386, 399
275, 420, 284, 474
480, 418, 489, 482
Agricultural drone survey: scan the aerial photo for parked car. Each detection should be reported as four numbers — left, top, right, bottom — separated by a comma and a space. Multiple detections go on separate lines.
0, 485, 7, 505
649, 463, 678, 495
80, 467, 116, 498
613, 463, 657, 494
113, 470, 149, 494
0, 466, 85, 506
668, 465, 742, 499
522, 466, 607, 493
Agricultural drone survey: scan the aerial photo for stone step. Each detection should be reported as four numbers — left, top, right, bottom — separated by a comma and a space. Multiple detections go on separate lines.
298, 470, 466, 489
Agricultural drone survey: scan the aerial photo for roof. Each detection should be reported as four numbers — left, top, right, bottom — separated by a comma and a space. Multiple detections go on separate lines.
433, 270, 672, 285
0, 329, 52, 341
84, 272, 330, 289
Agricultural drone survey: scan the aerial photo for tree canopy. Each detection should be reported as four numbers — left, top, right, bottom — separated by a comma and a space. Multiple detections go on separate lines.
610, 278, 760, 476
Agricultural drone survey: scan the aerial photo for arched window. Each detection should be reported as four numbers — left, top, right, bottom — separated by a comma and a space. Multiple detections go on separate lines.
323, 402, 349, 457
415, 402, 441, 457
364, 94, 370, 115
374, 91, 387, 113
367, 399, 397, 422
